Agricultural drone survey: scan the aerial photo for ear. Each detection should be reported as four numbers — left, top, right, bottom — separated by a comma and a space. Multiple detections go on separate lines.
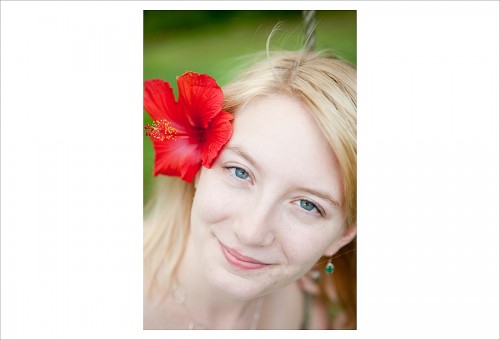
324, 222, 357, 257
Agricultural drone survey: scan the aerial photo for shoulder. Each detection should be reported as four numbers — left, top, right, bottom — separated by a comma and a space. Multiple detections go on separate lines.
143, 296, 161, 329
144, 292, 185, 330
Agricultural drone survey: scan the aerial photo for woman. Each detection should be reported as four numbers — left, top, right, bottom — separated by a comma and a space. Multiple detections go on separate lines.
143, 49, 357, 329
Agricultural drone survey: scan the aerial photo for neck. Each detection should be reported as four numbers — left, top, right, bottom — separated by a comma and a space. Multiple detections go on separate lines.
172, 233, 263, 329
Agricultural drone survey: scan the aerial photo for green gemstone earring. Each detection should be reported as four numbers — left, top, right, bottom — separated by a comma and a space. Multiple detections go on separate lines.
325, 258, 335, 274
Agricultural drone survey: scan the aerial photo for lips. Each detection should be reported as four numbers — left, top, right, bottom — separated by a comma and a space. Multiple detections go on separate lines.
219, 242, 269, 270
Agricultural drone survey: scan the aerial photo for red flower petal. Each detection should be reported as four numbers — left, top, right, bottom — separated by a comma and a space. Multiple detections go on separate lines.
144, 79, 177, 122
151, 137, 202, 183
201, 110, 234, 168
177, 72, 224, 129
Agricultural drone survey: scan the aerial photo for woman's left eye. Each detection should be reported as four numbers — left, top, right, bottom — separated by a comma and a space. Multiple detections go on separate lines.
299, 199, 318, 212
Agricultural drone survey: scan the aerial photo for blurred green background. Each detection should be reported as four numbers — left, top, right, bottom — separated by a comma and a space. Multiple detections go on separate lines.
143, 10, 356, 204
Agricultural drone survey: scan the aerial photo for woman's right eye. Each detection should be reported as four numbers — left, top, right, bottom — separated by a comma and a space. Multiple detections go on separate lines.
227, 167, 250, 180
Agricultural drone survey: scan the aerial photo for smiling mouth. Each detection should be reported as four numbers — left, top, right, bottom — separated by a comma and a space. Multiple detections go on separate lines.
219, 242, 269, 270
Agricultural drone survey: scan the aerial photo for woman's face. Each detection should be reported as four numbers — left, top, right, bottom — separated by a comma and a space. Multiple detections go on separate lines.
190, 95, 352, 299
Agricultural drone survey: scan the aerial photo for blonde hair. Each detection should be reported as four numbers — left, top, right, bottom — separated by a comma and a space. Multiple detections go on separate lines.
144, 50, 357, 325
144, 176, 194, 300
223, 50, 356, 226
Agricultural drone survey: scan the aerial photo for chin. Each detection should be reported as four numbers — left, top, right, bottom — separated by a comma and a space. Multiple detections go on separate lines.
209, 265, 266, 300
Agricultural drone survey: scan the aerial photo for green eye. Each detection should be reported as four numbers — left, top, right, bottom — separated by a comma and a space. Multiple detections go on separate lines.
300, 199, 317, 212
233, 167, 249, 179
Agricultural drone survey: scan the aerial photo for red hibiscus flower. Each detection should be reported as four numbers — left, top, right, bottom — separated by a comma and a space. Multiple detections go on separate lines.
144, 72, 233, 183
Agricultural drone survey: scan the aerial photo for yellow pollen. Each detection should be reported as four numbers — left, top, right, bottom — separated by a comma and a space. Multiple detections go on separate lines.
145, 119, 179, 142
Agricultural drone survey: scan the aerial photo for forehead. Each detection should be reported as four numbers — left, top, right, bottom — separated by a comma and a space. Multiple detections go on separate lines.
229, 95, 343, 197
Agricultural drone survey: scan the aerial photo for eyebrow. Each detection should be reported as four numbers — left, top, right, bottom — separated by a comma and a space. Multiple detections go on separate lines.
297, 187, 341, 210
225, 145, 261, 171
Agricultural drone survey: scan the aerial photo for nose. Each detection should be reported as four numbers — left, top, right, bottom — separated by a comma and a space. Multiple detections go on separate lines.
233, 196, 276, 247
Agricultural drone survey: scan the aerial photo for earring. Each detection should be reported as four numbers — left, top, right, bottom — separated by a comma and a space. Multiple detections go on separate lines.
325, 257, 335, 274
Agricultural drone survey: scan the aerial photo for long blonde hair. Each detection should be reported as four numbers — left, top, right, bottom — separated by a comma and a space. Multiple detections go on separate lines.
144, 50, 357, 326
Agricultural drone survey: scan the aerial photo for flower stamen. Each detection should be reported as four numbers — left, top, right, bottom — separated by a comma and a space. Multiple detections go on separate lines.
145, 119, 187, 142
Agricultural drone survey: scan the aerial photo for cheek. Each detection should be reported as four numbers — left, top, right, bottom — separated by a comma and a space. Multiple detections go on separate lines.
281, 231, 323, 263
279, 221, 345, 268
191, 170, 235, 228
